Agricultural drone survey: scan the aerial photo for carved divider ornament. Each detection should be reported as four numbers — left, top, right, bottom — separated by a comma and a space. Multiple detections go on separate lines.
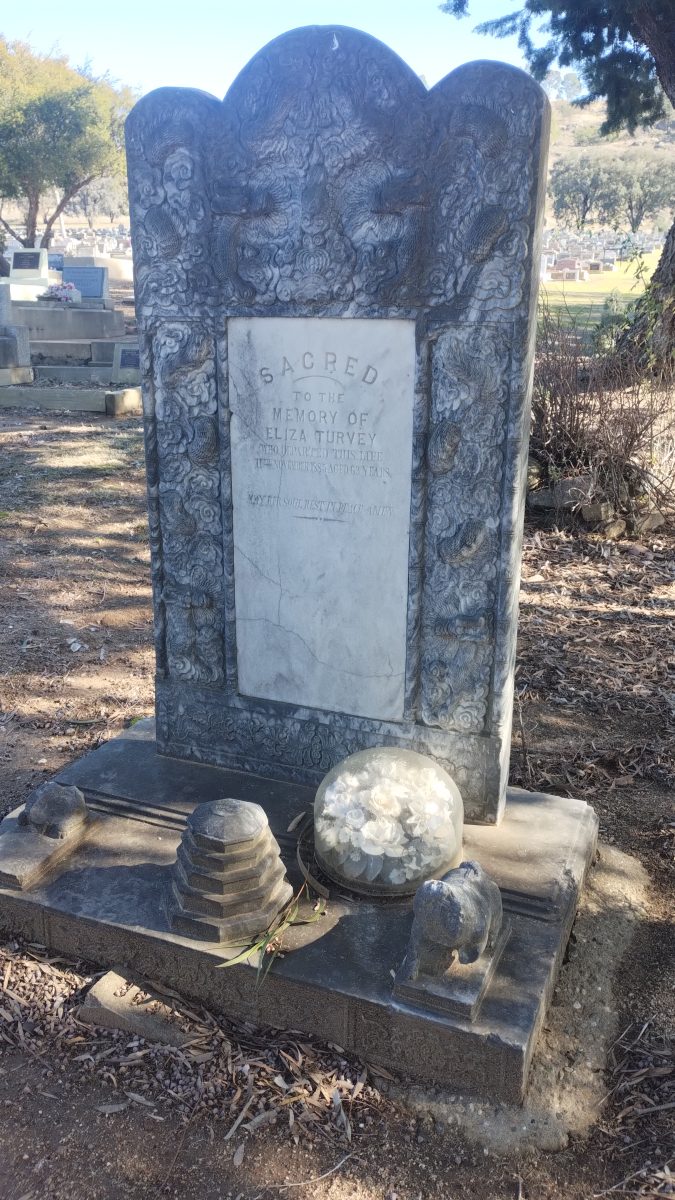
126, 26, 550, 822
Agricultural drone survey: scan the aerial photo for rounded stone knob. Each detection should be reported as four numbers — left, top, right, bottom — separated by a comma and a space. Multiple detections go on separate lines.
186, 798, 268, 850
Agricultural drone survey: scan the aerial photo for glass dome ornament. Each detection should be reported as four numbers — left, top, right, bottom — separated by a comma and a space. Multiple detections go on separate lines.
313, 747, 464, 897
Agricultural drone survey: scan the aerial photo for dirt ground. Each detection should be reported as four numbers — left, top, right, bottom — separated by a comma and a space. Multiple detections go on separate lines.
0, 408, 673, 1199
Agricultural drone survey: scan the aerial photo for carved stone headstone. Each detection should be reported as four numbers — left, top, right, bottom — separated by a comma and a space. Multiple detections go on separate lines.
125, 25, 550, 823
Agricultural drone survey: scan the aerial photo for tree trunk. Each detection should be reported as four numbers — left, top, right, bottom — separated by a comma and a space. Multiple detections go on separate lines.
40, 177, 97, 250
618, 7, 675, 370
24, 193, 39, 247
616, 217, 675, 374
633, 6, 675, 110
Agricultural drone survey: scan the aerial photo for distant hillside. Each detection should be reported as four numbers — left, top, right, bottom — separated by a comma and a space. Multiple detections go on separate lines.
548, 98, 675, 168
543, 99, 675, 231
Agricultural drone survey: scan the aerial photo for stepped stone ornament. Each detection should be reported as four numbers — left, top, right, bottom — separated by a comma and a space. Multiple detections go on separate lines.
125, 24, 551, 824
169, 798, 293, 942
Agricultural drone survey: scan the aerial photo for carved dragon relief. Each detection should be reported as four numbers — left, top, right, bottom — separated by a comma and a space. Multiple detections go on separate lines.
125, 28, 548, 817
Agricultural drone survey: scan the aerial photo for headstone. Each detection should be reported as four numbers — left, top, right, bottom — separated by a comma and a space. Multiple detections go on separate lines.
0, 280, 32, 380
48, 252, 65, 272
10, 249, 49, 280
126, 25, 551, 824
111, 342, 141, 384
62, 264, 109, 301
0, 28, 600, 1106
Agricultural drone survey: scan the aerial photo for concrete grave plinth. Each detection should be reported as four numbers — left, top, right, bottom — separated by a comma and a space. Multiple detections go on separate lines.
0, 722, 597, 1103
10, 304, 124, 340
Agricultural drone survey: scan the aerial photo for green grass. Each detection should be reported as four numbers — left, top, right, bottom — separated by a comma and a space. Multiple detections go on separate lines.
541, 249, 660, 326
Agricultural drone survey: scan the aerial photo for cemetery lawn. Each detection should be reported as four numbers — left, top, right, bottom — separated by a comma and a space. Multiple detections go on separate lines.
0, 409, 673, 1199
542, 248, 660, 324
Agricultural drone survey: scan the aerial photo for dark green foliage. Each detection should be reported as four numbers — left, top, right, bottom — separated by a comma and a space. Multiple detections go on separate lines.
442, 1, 673, 130
443, 0, 675, 365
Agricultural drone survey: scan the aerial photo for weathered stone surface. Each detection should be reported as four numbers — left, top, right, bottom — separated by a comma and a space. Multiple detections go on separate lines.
0, 367, 34, 387
600, 517, 627, 540
0, 796, 91, 891
401, 860, 504, 979
125, 26, 550, 824
582, 500, 613, 525
0, 725, 598, 1102
79, 969, 195, 1046
528, 474, 595, 510
393, 919, 510, 1021
105, 387, 142, 417
169, 798, 293, 943
187, 798, 267, 849
228, 317, 415, 721
632, 509, 665, 535
19, 782, 87, 840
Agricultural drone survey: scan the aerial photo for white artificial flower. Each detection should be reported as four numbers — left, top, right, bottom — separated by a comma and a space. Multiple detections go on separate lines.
322, 788, 354, 820
344, 806, 366, 830
357, 817, 406, 858
365, 783, 403, 819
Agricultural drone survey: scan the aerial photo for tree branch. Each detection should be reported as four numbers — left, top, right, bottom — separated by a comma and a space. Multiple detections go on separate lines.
0, 211, 27, 247
40, 175, 99, 248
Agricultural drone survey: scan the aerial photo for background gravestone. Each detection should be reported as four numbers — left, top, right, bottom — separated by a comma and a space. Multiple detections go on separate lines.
112, 343, 141, 384
62, 264, 110, 302
126, 26, 550, 823
10, 250, 48, 278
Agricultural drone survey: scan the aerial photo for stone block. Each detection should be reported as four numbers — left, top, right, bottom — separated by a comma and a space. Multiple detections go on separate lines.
105, 387, 142, 417
0, 784, 90, 890
11, 304, 125, 340
600, 517, 627, 540
582, 500, 613, 524
0, 386, 104, 411
30, 339, 94, 364
34, 364, 112, 384
632, 509, 665, 535
111, 342, 141, 384
79, 969, 195, 1046
0, 367, 34, 386
0, 725, 598, 1103
0, 336, 18, 367
528, 474, 595, 510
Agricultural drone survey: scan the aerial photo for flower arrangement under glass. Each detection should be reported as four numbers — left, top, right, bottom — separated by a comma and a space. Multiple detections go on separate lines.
313, 747, 464, 897
38, 282, 77, 304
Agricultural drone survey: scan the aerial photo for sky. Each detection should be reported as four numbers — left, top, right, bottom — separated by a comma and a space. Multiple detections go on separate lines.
0, 1, 531, 98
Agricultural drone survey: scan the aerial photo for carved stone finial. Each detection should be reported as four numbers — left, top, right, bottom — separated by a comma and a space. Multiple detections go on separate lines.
402, 860, 503, 981
18, 782, 88, 841
169, 798, 293, 943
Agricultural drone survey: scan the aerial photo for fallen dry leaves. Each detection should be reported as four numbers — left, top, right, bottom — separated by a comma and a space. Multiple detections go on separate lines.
0, 939, 383, 1149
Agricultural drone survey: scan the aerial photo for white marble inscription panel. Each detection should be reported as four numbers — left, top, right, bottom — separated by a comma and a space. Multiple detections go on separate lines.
228, 317, 415, 721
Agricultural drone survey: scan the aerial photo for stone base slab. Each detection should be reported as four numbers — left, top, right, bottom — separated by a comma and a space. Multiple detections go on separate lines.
0, 721, 598, 1103
0, 387, 106, 412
